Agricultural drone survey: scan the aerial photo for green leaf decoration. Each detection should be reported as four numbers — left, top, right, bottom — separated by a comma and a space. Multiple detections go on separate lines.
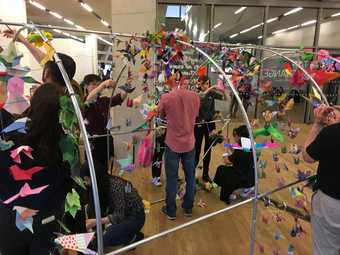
59, 135, 79, 170
65, 189, 81, 218
72, 176, 87, 190
59, 96, 78, 132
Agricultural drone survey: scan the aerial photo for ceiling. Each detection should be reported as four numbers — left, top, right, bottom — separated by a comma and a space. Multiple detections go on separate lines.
26, 0, 113, 64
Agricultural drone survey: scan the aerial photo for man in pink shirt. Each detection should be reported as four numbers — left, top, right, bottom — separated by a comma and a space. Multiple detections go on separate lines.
158, 75, 200, 220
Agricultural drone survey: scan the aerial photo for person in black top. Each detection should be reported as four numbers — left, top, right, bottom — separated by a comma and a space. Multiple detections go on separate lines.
0, 83, 73, 255
303, 104, 340, 255
195, 76, 225, 183
213, 125, 254, 204
80, 162, 145, 250
82, 74, 127, 172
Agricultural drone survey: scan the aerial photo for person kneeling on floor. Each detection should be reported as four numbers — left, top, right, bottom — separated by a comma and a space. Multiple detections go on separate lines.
80, 162, 145, 249
213, 125, 255, 204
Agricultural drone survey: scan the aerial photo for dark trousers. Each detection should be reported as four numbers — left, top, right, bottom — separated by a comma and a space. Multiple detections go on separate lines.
0, 207, 60, 255
103, 214, 145, 247
164, 146, 196, 215
214, 165, 245, 203
151, 134, 165, 178
194, 122, 215, 179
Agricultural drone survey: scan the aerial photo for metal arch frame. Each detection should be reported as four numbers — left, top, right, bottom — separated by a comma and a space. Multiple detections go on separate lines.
11, 23, 105, 255
0, 21, 332, 255
178, 40, 259, 255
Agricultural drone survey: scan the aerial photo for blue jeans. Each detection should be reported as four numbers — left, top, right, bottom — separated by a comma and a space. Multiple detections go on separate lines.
164, 146, 196, 215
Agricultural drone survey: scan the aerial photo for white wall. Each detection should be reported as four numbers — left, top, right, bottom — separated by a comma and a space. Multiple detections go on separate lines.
111, 0, 156, 159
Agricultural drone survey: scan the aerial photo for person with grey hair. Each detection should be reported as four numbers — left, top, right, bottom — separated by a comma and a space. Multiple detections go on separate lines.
303, 105, 340, 255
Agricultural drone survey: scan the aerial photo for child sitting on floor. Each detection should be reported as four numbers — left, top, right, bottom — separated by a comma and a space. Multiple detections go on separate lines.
213, 125, 255, 204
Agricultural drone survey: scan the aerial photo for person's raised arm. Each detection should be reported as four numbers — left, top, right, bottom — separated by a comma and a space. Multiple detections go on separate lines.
302, 105, 333, 163
86, 79, 116, 102
3, 29, 46, 64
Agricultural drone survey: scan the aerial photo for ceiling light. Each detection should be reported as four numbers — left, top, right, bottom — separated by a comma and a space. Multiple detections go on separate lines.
240, 27, 252, 34
63, 32, 71, 37
75, 25, 85, 30
284, 7, 303, 16
287, 25, 299, 30
251, 23, 263, 29
331, 12, 340, 17
49, 11, 63, 19
257, 35, 263, 39
301, 20, 316, 26
230, 33, 238, 38
234, 7, 247, 15
97, 36, 113, 46
213, 22, 222, 29
29, 0, 46, 11
266, 17, 278, 23
53, 29, 62, 33
272, 29, 287, 35
80, 2, 93, 12
101, 19, 110, 27
64, 19, 74, 25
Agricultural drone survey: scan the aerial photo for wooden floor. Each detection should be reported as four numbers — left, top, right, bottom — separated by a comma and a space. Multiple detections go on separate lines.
107, 121, 317, 255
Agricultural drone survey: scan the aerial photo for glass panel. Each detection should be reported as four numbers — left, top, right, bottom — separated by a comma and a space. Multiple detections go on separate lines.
266, 7, 317, 48
166, 5, 180, 18
212, 6, 265, 44
319, 9, 340, 49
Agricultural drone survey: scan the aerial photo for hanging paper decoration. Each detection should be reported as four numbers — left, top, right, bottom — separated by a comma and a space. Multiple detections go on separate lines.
9, 165, 44, 181
14, 206, 38, 233
0, 137, 14, 151
283, 62, 293, 77
4, 76, 29, 115
137, 135, 153, 167
253, 111, 284, 142
197, 65, 207, 78
260, 80, 273, 92
55, 232, 96, 255
288, 244, 295, 255
40, 42, 56, 66
289, 69, 305, 88
26, 31, 53, 47
117, 154, 134, 172
1, 117, 28, 134
3, 183, 49, 204
65, 189, 81, 218
10, 145, 33, 163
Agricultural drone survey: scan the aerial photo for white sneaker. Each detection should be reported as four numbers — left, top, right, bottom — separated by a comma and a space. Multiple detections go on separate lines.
229, 194, 237, 201
241, 187, 255, 198
152, 177, 162, 187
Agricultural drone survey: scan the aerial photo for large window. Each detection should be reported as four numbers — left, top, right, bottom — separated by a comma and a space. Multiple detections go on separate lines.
266, 7, 317, 48
213, 6, 265, 44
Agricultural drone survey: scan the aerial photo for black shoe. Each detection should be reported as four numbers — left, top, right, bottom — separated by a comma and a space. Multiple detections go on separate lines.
183, 208, 193, 217
124, 231, 144, 246
161, 206, 176, 220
